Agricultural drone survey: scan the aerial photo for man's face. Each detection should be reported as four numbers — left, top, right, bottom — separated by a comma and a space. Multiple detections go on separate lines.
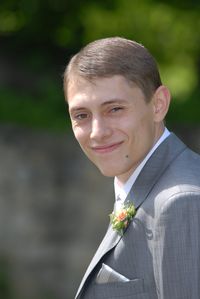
67, 75, 164, 183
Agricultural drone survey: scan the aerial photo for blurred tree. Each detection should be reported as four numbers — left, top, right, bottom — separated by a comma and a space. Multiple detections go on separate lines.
0, 0, 118, 130
80, 0, 200, 100
0, 0, 200, 128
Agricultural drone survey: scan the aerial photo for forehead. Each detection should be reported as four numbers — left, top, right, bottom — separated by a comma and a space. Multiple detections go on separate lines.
67, 75, 140, 102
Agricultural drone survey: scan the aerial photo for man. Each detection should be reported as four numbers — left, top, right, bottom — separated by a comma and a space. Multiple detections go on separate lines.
63, 37, 200, 298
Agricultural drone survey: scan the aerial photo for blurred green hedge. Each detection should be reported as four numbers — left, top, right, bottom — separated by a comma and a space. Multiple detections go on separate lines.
0, 0, 200, 131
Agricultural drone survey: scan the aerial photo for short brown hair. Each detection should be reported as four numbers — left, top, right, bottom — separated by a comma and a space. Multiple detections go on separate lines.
64, 37, 162, 101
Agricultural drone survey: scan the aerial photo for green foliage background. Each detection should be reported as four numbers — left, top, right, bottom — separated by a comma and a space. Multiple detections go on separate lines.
0, 0, 200, 131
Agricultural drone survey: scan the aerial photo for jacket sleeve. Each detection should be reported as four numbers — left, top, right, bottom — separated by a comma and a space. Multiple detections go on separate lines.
153, 191, 200, 299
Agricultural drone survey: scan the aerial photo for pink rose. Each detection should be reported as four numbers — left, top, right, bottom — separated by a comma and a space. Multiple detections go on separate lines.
117, 210, 127, 222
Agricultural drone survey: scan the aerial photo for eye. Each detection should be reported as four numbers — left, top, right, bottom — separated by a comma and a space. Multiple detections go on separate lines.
110, 106, 123, 113
75, 113, 88, 120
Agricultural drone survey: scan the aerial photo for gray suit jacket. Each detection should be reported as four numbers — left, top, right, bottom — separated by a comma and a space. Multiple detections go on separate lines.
75, 133, 200, 299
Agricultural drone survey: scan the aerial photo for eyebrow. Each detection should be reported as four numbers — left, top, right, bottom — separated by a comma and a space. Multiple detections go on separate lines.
69, 107, 86, 114
101, 99, 127, 106
69, 99, 127, 113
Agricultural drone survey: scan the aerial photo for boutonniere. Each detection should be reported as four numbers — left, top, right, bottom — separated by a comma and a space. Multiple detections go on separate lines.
109, 202, 136, 236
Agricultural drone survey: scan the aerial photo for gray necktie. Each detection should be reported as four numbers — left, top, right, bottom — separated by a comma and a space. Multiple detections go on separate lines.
114, 195, 123, 212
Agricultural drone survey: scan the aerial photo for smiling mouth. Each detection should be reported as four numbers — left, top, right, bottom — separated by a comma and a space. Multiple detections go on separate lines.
91, 141, 123, 154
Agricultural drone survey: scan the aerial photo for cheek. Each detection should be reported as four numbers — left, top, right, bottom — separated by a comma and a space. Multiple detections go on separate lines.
126, 115, 153, 147
73, 127, 87, 145
136, 109, 154, 133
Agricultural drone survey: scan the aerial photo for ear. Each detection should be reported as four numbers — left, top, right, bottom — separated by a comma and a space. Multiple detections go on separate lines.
152, 85, 171, 122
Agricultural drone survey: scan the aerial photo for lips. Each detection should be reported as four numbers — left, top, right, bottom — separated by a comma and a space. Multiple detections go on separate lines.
91, 141, 123, 154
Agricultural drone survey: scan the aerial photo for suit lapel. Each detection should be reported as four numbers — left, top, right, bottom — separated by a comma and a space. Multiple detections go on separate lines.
126, 133, 187, 209
76, 133, 186, 298
75, 224, 122, 298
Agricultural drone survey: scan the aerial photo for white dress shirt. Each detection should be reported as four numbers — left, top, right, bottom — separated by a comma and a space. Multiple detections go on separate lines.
114, 128, 170, 211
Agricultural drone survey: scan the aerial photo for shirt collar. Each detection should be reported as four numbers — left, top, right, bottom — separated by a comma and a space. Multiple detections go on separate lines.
114, 127, 170, 202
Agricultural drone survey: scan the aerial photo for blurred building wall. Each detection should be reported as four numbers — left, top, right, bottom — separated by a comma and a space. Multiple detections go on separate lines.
0, 124, 113, 299
0, 124, 199, 299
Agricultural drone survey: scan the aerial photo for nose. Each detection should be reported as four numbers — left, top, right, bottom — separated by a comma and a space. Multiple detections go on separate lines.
90, 117, 112, 141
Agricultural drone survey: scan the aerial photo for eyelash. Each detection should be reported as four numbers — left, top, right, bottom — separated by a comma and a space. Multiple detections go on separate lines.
73, 106, 124, 121
110, 107, 123, 113
74, 113, 88, 120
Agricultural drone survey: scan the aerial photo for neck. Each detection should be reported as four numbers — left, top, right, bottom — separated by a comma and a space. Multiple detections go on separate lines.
116, 124, 167, 186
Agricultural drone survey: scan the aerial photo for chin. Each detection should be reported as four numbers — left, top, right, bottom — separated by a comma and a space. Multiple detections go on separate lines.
96, 167, 116, 177
99, 170, 115, 177
96, 164, 123, 178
